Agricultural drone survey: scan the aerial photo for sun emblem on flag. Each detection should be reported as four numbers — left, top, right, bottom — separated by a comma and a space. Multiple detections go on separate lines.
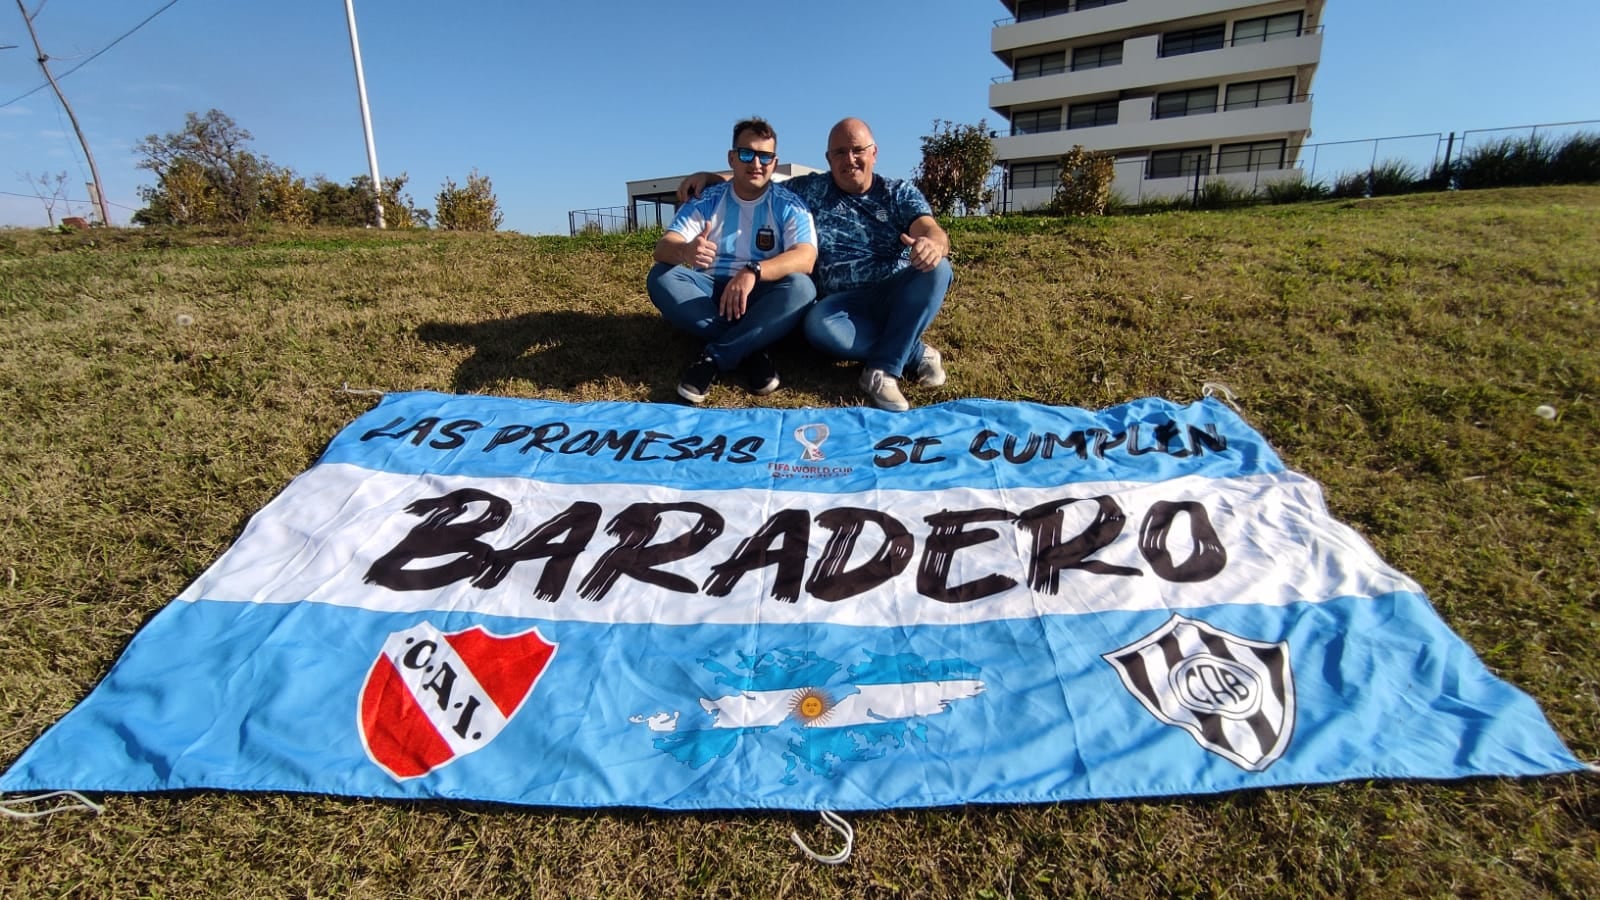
789, 688, 835, 726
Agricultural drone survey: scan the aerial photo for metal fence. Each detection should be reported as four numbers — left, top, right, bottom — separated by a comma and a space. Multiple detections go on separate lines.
984, 117, 1600, 213
567, 206, 636, 236
568, 118, 1600, 231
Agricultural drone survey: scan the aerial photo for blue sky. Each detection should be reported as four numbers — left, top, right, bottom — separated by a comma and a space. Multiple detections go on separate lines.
2, 0, 1596, 234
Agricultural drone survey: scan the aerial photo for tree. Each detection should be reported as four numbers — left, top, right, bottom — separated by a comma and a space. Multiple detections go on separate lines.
303, 176, 369, 227
19, 171, 72, 227
306, 173, 428, 228
131, 108, 433, 229
258, 166, 311, 226
434, 169, 503, 231
373, 173, 430, 229
134, 109, 271, 225
913, 119, 997, 217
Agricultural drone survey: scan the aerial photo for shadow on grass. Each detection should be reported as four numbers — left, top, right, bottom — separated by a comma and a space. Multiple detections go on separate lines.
418, 311, 675, 395
417, 311, 863, 404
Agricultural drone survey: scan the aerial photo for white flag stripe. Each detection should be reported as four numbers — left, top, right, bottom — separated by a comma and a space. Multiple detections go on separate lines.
701, 681, 986, 729
177, 464, 1420, 627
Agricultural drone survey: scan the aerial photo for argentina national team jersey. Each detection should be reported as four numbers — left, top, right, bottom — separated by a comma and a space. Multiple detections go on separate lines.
784, 173, 934, 296
665, 182, 816, 279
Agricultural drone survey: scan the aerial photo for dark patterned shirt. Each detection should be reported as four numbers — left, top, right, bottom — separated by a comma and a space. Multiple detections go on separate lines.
783, 173, 935, 296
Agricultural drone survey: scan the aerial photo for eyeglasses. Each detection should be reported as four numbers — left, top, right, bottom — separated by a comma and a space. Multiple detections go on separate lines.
733, 147, 776, 166
828, 143, 875, 160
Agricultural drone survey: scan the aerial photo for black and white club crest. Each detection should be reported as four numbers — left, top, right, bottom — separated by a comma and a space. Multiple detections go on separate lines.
1103, 615, 1295, 771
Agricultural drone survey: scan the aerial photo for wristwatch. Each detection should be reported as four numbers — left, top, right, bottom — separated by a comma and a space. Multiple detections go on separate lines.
744, 260, 762, 280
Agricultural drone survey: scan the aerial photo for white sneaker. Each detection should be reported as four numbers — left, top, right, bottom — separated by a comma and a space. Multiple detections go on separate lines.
914, 345, 946, 388
860, 368, 909, 412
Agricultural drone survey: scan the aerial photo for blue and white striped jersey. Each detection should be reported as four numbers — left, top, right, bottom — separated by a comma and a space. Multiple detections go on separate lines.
666, 182, 817, 279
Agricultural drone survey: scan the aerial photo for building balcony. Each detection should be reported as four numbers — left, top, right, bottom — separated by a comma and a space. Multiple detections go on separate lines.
993, 0, 1311, 56
992, 92, 1313, 161
991, 29, 1321, 111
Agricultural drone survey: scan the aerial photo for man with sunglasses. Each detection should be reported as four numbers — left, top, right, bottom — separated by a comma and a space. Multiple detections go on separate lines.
678, 118, 951, 412
648, 117, 818, 405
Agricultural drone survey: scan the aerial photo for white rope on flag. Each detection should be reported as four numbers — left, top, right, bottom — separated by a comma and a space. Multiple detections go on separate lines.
1201, 382, 1242, 412
0, 791, 105, 820
790, 809, 854, 865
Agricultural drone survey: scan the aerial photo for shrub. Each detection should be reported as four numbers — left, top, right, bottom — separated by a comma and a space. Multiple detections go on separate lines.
1550, 132, 1600, 184
1331, 171, 1370, 199
436, 170, 503, 232
1369, 159, 1421, 196
1264, 174, 1330, 204
1193, 178, 1257, 210
1455, 134, 1557, 189
1051, 145, 1116, 216
913, 120, 996, 216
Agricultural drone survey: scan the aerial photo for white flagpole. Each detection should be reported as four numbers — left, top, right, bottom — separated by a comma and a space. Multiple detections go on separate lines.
343, 0, 385, 228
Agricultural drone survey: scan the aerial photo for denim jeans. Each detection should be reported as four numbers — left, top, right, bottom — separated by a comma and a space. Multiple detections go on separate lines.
647, 263, 816, 370
802, 259, 952, 375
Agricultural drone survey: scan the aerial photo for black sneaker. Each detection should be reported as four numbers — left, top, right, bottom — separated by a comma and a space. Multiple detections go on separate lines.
677, 352, 719, 404
740, 351, 780, 396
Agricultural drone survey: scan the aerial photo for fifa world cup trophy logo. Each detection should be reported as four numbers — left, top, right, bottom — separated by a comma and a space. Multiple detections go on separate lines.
794, 424, 829, 462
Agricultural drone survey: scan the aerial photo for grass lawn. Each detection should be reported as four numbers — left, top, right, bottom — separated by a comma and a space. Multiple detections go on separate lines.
1, 186, 1597, 897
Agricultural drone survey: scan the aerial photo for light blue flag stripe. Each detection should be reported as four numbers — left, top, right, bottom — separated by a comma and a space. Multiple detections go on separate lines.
0, 594, 1580, 809
321, 392, 1285, 492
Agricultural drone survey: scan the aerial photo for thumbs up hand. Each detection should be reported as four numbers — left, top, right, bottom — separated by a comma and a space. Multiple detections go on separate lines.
900, 231, 946, 272
686, 222, 717, 269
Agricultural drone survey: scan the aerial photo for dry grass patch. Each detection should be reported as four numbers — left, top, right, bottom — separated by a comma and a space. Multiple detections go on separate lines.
1, 188, 1597, 897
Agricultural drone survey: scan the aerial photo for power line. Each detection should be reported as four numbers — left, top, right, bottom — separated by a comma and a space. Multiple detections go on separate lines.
0, 0, 184, 109
0, 188, 139, 211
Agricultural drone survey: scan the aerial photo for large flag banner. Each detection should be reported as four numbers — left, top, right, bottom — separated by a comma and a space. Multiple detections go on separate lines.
0, 392, 1584, 810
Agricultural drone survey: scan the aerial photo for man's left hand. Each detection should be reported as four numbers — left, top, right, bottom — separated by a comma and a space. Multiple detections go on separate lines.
900, 232, 948, 272
719, 269, 756, 320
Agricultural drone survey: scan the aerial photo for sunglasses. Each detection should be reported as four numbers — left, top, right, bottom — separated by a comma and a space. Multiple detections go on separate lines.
733, 147, 776, 166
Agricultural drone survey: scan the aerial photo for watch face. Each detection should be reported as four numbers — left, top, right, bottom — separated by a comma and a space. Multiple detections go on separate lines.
755, 227, 775, 252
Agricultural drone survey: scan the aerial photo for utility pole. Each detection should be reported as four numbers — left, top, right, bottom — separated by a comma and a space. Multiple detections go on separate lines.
343, 0, 385, 228
14, 0, 113, 226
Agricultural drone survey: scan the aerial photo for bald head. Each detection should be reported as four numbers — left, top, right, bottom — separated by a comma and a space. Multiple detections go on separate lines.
826, 118, 878, 194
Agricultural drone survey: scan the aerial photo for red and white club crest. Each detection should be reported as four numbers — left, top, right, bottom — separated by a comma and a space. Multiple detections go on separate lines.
358, 622, 557, 780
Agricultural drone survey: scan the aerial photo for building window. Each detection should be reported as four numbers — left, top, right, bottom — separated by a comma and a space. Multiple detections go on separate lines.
1153, 86, 1218, 119
1011, 108, 1063, 136
1074, 0, 1127, 9
1224, 77, 1294, 111
1010, 161, 1060, 190
1148, 146, 1212, 179
1071, 41, 1123, 71
1216, 139, 1287, 173
1067, 100, 1119, 129
1014, 51, 1067, 80
1159, 24, 1225, 57
1016, 0, 1071, 21
1232, 12, 1303, 45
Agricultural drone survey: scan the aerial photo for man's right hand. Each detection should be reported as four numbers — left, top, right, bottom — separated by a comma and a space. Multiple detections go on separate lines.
684, 227, 717, 269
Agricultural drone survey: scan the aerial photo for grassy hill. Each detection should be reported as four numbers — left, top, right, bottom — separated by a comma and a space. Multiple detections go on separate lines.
1, 187, 1597, 897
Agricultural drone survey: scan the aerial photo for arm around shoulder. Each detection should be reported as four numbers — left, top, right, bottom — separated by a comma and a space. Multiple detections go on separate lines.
676, 171, 731, 204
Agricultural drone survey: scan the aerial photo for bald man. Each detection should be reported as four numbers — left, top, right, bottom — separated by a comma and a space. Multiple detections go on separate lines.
680, 118, 951, 412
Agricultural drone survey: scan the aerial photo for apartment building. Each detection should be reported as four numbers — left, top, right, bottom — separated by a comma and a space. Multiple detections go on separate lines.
989, 0, 1325, 209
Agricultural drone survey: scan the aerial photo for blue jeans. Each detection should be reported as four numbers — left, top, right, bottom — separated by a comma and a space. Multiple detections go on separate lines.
647, 263, 816, 370
803, 260, 952, 375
